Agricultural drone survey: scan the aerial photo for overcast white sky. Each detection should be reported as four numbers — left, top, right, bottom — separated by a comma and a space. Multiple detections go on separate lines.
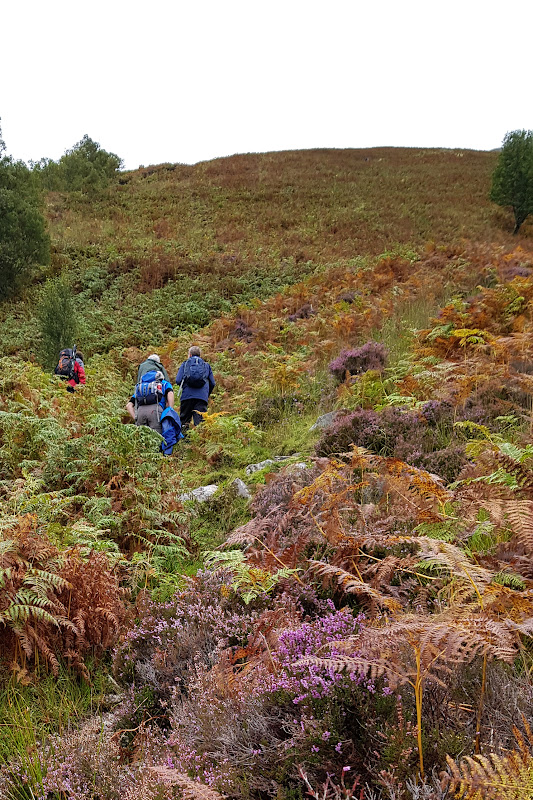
1, 0, 531, 170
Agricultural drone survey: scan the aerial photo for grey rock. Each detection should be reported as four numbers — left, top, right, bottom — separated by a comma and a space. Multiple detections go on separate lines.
231, 478, 251, 499
245, 454, 304, 475
288, 462, 309, 472
103, 693, 125, 708
245, 459, 275, 475
180, 484, 219, 503
310, 411, 339, 431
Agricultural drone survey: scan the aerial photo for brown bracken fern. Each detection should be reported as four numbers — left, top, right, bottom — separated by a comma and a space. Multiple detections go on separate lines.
0, 515, 127, 678
447, 721, 533, 799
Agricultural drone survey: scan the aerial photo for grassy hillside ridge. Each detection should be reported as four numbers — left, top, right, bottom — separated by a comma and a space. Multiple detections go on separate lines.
51, 146, 502, 257
1, 146, 524, 360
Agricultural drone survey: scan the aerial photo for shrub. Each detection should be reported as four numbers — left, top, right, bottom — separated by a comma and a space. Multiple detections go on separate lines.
169, 606, 374, 793
257, 607, 365, 706
232, 318, 255, 341
420, 400, 454, 427
251, 465, 315, 518
288, 303, 316, 322
112, 570, 262, 706
415, 444, 468, 483
1, 717, 177, 800
329, 341, 387, 383
457, 385, 518, 428
36, 274, 77, 370
315, 405, 467, 482
316, 408, 384, 455
316, 406, 423, 457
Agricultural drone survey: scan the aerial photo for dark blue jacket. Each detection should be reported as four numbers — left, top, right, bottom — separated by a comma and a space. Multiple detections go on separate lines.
176, 358, 215, 403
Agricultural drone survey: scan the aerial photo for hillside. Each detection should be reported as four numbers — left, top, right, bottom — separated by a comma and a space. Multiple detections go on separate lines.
0, 146, 516, 359
2, 148, 533, 800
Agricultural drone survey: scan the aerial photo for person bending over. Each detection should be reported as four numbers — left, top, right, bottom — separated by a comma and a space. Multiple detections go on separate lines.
126, 367, 174, 436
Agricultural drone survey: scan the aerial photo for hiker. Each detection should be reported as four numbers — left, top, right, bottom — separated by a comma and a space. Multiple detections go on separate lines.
125, 367, 175, 436
175, 346, 215, 433
54, 348, 86, 393
137, 353, 170, 382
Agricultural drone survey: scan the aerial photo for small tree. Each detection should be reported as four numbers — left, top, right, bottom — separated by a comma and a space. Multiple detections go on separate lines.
37, 275, 77, 370
0, 123, 50, 299
490, 129, 533, 234
34, 134, 123, 193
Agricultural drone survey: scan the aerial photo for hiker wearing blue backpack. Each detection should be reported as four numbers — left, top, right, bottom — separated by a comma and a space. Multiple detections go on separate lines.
125, 364, 175, 435
175, 346, 215, 433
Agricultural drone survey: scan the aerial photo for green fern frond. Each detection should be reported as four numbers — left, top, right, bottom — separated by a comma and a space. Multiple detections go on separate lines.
454, 420, 494, 441
23, 568, 71, 593
492, 571, 526, 591
465, 520, 498, 557
498, 442, 533, 462
413, 519, 460, 542
204, 549, 299, 604
2, 601, 60, 628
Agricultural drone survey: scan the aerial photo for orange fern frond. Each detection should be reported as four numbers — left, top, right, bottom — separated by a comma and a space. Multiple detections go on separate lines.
505, 500, 533, 550
447, 720, 533, 799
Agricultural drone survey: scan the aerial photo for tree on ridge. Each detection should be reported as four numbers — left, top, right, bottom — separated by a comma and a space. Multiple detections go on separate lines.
490, 129, 533, 234
33, 134, 123, 193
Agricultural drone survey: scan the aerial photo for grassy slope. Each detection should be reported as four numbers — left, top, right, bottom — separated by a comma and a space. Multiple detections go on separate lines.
0, 146, 521, 359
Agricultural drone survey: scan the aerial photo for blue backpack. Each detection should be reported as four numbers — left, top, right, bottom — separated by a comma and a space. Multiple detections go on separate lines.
183, 357, 208, 388
134, 370, 163, 406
